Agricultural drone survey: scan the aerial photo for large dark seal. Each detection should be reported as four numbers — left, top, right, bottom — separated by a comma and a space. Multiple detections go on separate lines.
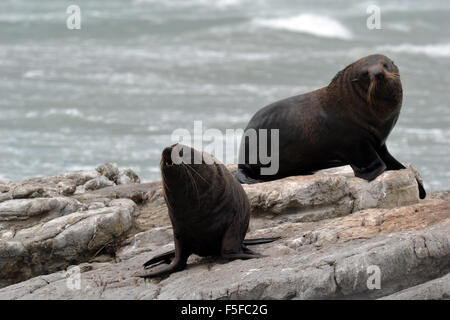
138, 144, 278, 278
236, 54, 426, 199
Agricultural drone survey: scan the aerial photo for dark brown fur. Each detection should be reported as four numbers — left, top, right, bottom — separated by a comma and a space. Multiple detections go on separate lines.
138, 144, 278, 278
236, 54, 426, 199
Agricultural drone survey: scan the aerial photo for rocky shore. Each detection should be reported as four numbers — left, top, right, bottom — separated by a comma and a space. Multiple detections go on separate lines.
0, 163, 448, 299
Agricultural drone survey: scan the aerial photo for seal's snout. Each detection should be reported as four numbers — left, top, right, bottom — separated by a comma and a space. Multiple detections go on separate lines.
369, 65, 384, 80
161, 143, 186, 167
162, 146, 174, 166
374, 71, 384, 80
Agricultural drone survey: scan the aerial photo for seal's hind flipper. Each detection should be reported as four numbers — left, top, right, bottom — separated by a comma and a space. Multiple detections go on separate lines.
417, 182, 426, 199
137, 256, 187, 278
234, 168, 264, 184
378, 144, 426, 199
221, 252, 263, 260
143, 250, 175, 269
243, 237, 280, 245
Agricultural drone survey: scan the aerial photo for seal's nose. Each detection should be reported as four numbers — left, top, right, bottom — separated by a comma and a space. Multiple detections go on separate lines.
374, 71, 384, 80
369, 65, 384, 80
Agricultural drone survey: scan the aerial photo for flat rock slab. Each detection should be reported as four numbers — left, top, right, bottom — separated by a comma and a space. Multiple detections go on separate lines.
245, 167, 420, 222
0, 164, 445, 299
0, 198, 136, 288
0, 197, 80, 223
133, 166, 423, 232
0, 200, 448, 300
379, 273, 450, 300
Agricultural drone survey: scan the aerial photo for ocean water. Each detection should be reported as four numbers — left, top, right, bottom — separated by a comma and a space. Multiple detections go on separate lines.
0, 0, 449, 191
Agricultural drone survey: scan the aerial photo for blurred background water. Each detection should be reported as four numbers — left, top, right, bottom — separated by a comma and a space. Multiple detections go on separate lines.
0, 0, 449, 191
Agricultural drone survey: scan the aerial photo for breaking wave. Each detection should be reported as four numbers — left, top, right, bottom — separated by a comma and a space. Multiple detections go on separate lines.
253, 14, 353, 40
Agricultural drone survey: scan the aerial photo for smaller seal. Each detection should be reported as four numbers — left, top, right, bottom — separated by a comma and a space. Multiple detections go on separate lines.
138, 144, 278, 278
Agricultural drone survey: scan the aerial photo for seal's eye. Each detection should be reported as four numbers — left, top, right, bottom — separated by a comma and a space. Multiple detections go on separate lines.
383, 63, 388, 69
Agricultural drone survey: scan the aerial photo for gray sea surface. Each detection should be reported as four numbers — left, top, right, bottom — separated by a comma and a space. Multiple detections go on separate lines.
0, 0, 449, 191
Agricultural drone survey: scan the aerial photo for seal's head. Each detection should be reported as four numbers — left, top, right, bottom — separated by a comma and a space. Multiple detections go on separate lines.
160, 144, 221, 208
350, 54, 402, 108
330, 54, 402, 118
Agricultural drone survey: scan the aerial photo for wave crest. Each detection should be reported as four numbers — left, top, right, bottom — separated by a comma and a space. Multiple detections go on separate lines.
253, 14, 353, 40
377, 43, 450, 58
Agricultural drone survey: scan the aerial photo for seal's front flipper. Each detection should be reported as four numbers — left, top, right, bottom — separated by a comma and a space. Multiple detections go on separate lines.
243, 237, 280, 245
349, 144, 386, 181
378, 144, 426, 199
143, 250, 175, 269
137, 255, 188, 278
137, 240, 189, 278
378, 144, 405, 170
234, 168, 264, 184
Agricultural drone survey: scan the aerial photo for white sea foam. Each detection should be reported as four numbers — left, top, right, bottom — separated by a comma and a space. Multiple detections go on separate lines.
253, 14, 353, 40
24, 108, 113, 124
45, 108, 84, 118
132, 0, 245, 8
352, 1, 450, 14
385, 23, 411, 32
401, 128, 449, 144
65, 164, 99, 172
0, 13, 62, 23
22, 70, 45, 79
377, 43, 450, 58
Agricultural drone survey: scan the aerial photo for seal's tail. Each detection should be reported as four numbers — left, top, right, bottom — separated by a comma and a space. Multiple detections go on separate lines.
234, 168, 264, 184
243, 237, 280, 245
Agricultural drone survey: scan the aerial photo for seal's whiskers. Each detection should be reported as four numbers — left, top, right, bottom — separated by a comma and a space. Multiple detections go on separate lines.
181, 163, 201, 205
368, 77, 378, 105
